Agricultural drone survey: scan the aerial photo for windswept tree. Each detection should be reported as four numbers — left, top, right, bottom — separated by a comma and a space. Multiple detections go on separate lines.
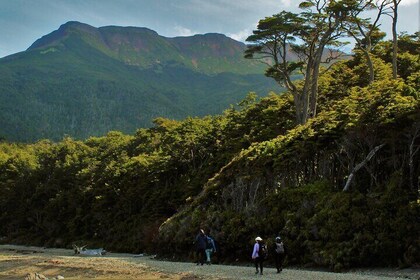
344, 0, 388, 84
245, 0, 355, 124
384, 0, 402, 79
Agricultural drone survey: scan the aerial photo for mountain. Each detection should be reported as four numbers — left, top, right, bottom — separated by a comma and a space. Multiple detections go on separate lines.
27, 21, 266, 75
0, 21, 277, 142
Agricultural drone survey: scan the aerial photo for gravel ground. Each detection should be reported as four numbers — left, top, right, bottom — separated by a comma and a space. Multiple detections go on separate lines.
1, 245, 419, 280
130, 257, 420, 280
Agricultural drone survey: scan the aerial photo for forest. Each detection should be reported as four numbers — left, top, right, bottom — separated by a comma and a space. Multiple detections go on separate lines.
0, 0, 419, 271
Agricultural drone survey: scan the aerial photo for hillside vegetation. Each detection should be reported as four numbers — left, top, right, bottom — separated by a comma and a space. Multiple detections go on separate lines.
0, 21, 277, 142
0, 32, 419, 270
1, 0, 420, 271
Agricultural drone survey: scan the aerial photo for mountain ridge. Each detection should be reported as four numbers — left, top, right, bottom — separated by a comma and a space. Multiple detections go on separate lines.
0, 21, 277, 142
26, 21, 263, 75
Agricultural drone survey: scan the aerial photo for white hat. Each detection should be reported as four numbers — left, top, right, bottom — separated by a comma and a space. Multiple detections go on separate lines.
255, 236, 263, 241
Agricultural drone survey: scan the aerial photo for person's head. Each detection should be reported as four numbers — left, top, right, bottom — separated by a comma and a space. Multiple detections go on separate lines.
255, 236, 262, 243
275, 236, 281, 242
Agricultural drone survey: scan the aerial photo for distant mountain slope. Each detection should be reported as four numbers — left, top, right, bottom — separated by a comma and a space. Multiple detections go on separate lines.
27, 21, 265, 74
0, 21, 277, 142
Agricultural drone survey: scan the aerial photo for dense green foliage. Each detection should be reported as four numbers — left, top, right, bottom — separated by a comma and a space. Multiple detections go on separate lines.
157, 42, 420, 270
0, 35, 419, 270
0, 21, 277, 142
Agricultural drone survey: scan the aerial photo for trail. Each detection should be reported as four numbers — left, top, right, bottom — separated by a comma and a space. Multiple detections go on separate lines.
0, 245, 418, 280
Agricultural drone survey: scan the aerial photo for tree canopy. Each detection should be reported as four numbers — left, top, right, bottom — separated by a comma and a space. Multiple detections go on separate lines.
245, 0, 409, 125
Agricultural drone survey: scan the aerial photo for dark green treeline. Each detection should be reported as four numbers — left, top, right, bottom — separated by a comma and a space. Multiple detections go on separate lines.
0, 36, 419, 271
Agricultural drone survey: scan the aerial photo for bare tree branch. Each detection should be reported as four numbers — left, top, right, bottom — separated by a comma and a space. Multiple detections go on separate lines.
343, 143, 385, 192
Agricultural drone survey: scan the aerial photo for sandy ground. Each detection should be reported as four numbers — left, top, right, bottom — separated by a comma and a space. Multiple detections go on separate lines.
1, 245, 419, 280
0, 245, 199, 280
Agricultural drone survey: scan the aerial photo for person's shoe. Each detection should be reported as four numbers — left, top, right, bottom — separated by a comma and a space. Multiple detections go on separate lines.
260, 272, 263, 275
255, 270, 259, 274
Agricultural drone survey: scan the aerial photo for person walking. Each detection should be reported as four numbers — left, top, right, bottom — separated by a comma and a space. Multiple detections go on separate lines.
273, 236, 286, 273
205, 234, 217, 264
251, 236, 265, 275
194, 229, 207, 265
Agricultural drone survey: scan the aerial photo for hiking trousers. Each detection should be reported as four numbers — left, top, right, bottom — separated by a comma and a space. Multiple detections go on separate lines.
205, 248, 214, 263
196, 249, 206, 265
275, 253, 285, 272
254, 256, 264, 274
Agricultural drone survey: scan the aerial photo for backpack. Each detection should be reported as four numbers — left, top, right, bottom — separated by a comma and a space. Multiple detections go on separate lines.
275, 242, 285, 254
206, 237, 214, 249
258, 243, 268, 259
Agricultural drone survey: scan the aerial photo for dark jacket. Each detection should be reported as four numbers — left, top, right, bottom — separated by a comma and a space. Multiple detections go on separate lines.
195, 233, 207, 250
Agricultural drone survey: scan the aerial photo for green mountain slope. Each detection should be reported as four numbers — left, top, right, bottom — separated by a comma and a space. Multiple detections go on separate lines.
0, 21, 277, 142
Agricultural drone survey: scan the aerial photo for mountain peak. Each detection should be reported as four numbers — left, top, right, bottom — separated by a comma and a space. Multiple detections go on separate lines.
60, 21, 92, 29
28, 21, 98, 50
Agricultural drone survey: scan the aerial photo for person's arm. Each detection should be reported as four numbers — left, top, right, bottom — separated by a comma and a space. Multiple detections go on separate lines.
211, 239, 216, 252
252, 243, 259, 259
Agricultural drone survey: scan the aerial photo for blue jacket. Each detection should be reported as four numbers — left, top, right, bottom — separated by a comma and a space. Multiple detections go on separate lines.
206, 236, 216, 251
252, 242, 260, 259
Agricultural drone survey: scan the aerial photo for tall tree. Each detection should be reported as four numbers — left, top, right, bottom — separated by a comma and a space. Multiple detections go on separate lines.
386, 0, 402, 79
344, 0, 388, 84
347, 0, 402, 80
245, 0, 352, 124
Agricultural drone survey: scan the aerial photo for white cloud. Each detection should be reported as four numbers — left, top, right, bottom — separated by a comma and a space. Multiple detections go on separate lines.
174, 26, 196, 37
228, 28, 252, 42
227, 22, 259, 42
280, 0, 293, 7
400, 0, 419, 6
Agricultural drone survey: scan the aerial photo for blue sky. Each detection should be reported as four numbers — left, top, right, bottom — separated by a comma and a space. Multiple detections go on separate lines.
0, 0, 419, 58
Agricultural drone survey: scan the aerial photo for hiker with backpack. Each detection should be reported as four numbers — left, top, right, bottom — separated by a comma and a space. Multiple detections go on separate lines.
194, 229, 207, 265
205, 234, 217, 264
251, 236, 267, 275
273, 236, 286, 273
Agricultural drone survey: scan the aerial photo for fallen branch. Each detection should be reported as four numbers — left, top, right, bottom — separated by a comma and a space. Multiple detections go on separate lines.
343, 144, 385, 192
73, 244, 106, 256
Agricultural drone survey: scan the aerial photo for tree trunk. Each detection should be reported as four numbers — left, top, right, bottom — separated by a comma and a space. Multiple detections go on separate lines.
392, 0, 399, 79
310, 51, 323, 117
365, 50, 375, 83
292, 91, 304, 125
301, 55, 315, 125
354, 44, 375, 84
343, 144, 385, 192
409, 124, 420, 191
364, 34, 375, 83
307, 18, 341, 120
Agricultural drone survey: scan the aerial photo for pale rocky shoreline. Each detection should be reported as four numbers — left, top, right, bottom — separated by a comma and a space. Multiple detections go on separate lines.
1, 245, 419, 280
